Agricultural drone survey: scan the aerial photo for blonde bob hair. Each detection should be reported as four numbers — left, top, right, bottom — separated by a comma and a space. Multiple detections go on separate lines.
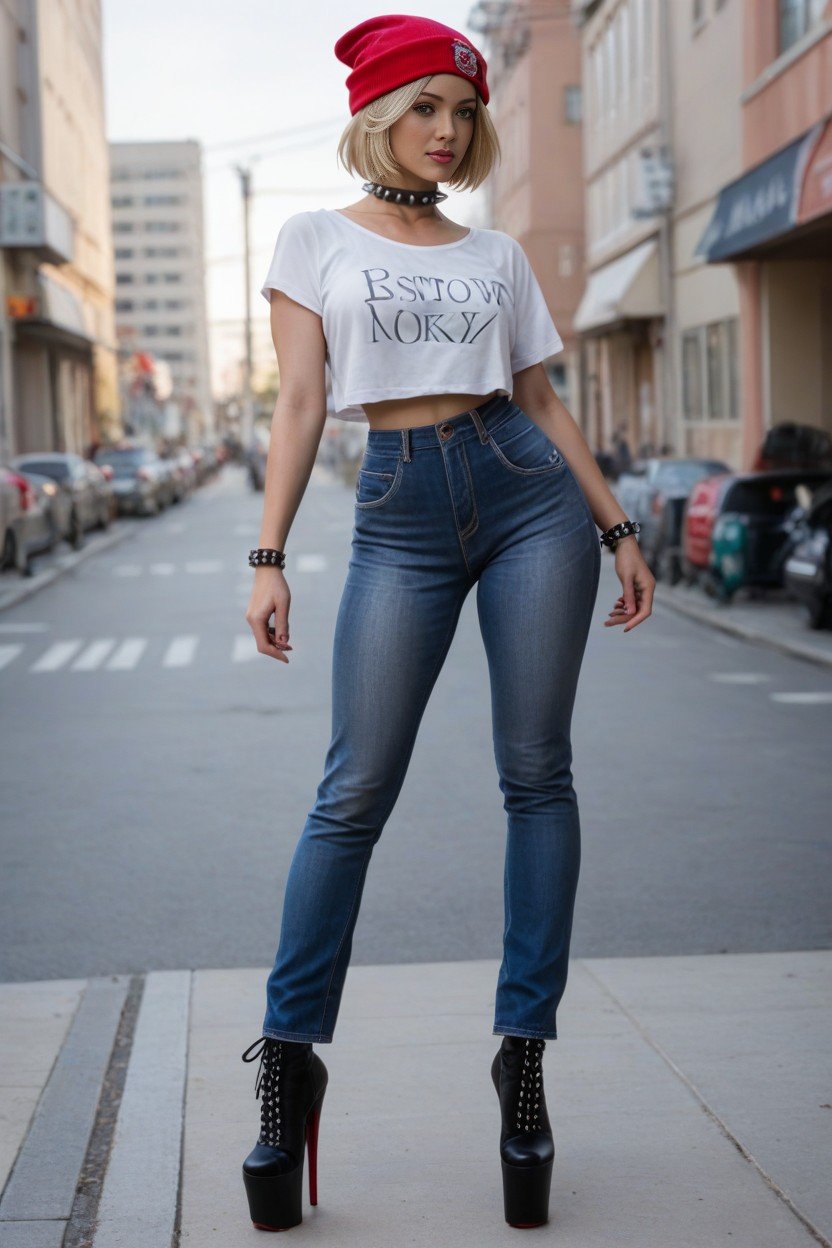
337, 74, 500, 193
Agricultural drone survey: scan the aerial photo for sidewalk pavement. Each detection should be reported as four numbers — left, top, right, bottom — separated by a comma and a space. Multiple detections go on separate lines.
1, 951, 829, 1247
651, 575, 832, 671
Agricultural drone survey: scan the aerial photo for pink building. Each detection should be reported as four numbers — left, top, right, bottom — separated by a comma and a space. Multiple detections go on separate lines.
475, 0, 584, 415
696, 0, 832, 466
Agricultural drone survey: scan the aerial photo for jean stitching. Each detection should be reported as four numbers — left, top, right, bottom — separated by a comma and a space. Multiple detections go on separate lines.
487, 434, 567, 476
457, 442, 479, 541
493, 1026, 557, 1039
439, 445, 473, 576
355, 458, 404, 509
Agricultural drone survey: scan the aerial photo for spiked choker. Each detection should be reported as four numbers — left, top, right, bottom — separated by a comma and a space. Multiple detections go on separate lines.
361, 179, 448, 205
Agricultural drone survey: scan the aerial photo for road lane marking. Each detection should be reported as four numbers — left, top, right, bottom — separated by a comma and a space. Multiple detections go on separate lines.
162, 635, 198, 668
184, 559, 223, 574
105, 638, 147, 670
769, 691, 832, 704
297, 553, 327, 572
71, 639, 118, 671
0, 644, 23, 669
31, 640, 84, 672
232, 634, 257, 662
0, 622, 49, 633
149, 563, 175, 576
112, 565, 142, 577
709, 672, 771, 684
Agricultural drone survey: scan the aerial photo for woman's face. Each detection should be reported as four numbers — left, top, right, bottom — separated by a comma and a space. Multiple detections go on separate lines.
387, 73, 478, 187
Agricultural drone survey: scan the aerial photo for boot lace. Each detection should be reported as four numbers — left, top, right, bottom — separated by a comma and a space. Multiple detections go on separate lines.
516, 1037, 545, 1132
242, 1036, 283, 1147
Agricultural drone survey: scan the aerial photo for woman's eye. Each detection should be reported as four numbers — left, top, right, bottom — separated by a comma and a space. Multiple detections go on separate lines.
414, 104, 476, 119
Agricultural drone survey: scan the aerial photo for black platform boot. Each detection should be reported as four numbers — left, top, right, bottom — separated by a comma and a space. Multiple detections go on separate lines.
241, 1036, 329, 1231
491, 1035, 554, 1228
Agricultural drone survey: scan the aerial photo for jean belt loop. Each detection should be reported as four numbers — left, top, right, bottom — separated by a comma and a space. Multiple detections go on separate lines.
468, 405, 489, 445
400, 427, 411, 462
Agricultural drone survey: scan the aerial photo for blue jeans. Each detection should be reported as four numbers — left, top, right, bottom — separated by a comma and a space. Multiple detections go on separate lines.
262, 392, 601, 1043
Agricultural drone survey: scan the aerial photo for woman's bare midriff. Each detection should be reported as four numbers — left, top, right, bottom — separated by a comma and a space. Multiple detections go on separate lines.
361, 390, 501, 430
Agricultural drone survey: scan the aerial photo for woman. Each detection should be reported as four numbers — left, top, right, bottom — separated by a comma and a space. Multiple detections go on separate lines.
240, 13, 654, 1233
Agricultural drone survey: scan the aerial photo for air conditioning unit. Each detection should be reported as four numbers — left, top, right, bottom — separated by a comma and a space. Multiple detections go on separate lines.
0, 181, 74, 264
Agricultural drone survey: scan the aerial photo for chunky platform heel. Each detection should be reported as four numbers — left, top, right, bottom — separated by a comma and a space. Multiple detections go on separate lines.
491, 1036, 554, 1228
241, 1036, 329, 1231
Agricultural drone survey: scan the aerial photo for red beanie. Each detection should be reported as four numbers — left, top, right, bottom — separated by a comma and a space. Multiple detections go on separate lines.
334, 14, 489, 115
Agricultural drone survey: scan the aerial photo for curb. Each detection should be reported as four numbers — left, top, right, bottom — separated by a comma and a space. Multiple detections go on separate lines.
0, 522, 138, 614
652, 582, 832, 671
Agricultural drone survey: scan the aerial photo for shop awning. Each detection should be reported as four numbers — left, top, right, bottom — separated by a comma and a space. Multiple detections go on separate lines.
573, 237, 662, 334
694, 116, 829, 262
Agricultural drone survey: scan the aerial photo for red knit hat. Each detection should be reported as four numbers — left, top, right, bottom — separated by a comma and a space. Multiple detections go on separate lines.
334, 14, 489, 115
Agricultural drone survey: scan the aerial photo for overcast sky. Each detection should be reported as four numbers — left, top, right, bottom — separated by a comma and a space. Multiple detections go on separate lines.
101, 0, 489, 397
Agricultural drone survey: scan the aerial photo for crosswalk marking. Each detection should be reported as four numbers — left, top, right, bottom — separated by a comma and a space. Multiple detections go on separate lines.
709, 672, 771, 684
162, 635, 198, 668
0, 644, 23, 669
32, 640, 84, 672
106, 638, 147, 670
71, 639, 118, 671
232, 634, 257, 663
769, 691, 832, 704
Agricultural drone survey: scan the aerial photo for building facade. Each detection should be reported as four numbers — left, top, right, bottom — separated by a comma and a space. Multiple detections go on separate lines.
472, 0, 584, 414
695, 0, 832, 466
0, 0, 119, 461
109, 139, 213, 443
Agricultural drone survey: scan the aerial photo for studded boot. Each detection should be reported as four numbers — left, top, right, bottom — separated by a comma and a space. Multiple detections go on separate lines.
241, 1036, 328, 1231
491, 1035, 554, 1228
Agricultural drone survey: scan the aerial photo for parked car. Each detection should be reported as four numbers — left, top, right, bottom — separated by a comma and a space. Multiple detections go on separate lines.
172, 448, 198, 499
752, 422, 832, 471
682, 469, 832, 601
10, 452, 113, 548
783, 479, 832, 630
616, 457, 731, 583
14, 471, 74, 550
0, 466, 53, 575
93, 443, 168, 516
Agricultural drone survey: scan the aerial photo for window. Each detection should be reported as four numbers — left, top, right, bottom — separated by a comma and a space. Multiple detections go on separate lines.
116, 273, 134, 285
115, 299, 134, 312
564, 85, 582, 124
682, 318, 739, 422
779, 0, 827, 53
706, 322, 725, 419
682, 330, 703, 421
144, 194, 183, 206
114, 248, 134, 260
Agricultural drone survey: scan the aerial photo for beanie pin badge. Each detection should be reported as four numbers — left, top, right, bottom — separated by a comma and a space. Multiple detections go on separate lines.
451, 39, 478, 77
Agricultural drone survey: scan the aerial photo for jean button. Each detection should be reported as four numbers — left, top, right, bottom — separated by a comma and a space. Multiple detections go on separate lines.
438, 423, 454, 440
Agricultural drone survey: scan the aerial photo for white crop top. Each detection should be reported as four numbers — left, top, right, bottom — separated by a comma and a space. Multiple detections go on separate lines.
260, 208, 564, 423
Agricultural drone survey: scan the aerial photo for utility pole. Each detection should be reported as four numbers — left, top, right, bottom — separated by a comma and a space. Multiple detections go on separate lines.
235, 164, 254, 447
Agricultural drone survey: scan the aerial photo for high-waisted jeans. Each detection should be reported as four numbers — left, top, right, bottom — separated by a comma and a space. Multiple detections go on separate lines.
262, 391, 601, 1043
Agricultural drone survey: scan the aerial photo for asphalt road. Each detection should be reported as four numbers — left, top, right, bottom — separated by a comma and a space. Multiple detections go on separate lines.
1, 462, 830, 981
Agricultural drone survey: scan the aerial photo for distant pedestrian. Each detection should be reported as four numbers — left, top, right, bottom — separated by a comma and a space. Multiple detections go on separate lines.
612, 423, 632, 474
240, 12, 655, 1235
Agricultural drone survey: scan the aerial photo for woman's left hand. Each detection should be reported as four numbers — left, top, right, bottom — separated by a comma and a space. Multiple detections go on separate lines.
604, 536, 655, 632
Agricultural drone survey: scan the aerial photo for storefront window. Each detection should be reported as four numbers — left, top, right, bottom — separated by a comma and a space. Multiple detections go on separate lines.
706, 322, 725, 420
682, 330, 703, 421
683, 319, 739, 423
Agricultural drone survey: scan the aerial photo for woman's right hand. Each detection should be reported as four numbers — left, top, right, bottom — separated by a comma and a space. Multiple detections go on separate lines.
245, 568, 293, 664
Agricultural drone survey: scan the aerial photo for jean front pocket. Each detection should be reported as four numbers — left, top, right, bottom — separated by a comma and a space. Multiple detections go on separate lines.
355, 457, 404, 509
487, 406, 566, 476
